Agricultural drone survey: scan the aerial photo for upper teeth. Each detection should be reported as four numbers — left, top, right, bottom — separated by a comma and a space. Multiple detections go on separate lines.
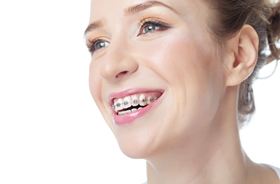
113, 94, 158, 112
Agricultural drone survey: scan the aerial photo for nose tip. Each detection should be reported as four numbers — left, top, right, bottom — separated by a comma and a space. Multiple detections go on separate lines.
101, 56, 139, 82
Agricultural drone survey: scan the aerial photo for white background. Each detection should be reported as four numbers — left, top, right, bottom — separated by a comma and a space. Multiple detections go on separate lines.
0, 0, 279, 184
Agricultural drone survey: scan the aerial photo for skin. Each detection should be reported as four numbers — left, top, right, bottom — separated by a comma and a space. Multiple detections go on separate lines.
85, 0, 280, 183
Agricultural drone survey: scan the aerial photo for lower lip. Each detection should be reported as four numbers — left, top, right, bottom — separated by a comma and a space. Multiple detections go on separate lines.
112, 92, 165, 126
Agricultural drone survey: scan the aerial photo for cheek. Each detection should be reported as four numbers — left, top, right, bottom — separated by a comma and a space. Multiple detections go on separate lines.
89, 61, 103, 106
140, 33, 217, 87
140, 32, 224, 127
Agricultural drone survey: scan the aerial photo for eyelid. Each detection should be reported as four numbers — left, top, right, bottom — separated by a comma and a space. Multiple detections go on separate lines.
137, 17, 172, 36
138, 17, 171, 28
87, 37, 103, 48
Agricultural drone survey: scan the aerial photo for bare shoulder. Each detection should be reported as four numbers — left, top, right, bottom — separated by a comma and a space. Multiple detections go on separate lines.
260, 164, 280, 184
268, 165, 280, 183
245, 162, 279, 184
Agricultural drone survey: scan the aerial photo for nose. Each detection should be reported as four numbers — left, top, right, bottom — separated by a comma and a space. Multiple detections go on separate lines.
100, 44, 139, 83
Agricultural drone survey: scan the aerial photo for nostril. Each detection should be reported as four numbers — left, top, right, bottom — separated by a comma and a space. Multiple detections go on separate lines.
116, 71, 129, 78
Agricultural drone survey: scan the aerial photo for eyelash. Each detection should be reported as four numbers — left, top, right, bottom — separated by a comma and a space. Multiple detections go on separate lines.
87, 18, 171, 55
138, 18, 171, 36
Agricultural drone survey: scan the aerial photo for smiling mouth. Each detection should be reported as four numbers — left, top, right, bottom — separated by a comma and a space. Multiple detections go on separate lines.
109, 88, 165, 125
112, 91, 163, 116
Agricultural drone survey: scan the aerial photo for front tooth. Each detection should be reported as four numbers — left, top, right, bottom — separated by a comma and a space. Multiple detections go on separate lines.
118, 111, 125, 115
131, 95, 139, 107
124, 109, 131, 114
139, 94, 147, 106
123, 96, 132, 109
131, 108, 137, 112
114, 99, 123, 111
118, 109, 131, 116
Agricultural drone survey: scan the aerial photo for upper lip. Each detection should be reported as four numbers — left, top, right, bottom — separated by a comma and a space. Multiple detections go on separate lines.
108, 88, 165, 106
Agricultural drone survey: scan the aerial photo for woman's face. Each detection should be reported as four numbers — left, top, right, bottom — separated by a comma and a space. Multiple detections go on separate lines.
86, 0, 227, 158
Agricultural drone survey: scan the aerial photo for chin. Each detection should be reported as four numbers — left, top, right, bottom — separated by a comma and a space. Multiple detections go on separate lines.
115, 133, 156, 159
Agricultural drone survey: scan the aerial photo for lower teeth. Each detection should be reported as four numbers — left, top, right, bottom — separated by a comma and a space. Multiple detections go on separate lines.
118, 107, 143, 116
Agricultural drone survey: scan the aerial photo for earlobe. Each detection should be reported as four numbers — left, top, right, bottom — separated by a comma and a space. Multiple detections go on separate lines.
225, 25, 259, 87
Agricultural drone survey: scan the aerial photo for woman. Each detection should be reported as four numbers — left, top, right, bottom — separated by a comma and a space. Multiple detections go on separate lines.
84, 0, 280, 183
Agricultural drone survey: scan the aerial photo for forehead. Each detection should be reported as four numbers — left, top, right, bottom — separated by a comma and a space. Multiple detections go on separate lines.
91, 0, 133, 21
90, 0, 207, 21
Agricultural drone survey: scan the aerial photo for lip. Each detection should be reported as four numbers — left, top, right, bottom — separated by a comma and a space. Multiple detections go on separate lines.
110, 88, 165, 125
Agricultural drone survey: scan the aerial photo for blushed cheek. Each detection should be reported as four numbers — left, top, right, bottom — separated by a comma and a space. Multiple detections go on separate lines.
140, 34, 211, 85
140, 33, 221, 119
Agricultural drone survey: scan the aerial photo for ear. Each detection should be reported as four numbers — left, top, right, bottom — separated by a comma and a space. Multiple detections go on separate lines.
224, 25, 259, 87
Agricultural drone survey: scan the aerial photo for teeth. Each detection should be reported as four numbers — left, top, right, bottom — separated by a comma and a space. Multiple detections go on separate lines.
118, 107, 143, 116
118, 109, 131, 115
113, 93, 161, 112
123, 96, 131, 109
139, 94, 147, 106
147, 96, 156, 104
131, 95, 139, 107
114, 99, 123, 111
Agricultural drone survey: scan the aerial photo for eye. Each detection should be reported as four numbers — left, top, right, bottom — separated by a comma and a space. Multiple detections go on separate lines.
137, 19, 171, 36
87, 39, 110, 55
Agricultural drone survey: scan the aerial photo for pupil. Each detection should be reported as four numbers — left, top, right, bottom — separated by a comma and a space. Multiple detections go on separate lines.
145, 25, 155, 33
96, 41, 106, 49
99, 42, 105, 48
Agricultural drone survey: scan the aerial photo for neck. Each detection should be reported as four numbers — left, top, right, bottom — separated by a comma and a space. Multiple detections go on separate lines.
145, 87, 251, 184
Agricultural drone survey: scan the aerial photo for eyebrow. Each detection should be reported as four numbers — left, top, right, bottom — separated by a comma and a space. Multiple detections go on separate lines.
125, 0, 179, 16
84, 0, 179, 35
84, 20, 103, 35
